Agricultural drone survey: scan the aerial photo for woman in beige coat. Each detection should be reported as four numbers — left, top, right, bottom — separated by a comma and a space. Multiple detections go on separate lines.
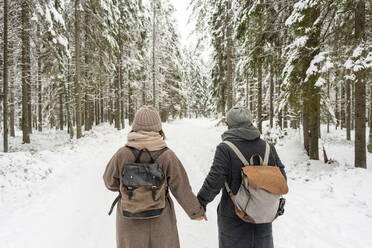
103, 106, 205, 248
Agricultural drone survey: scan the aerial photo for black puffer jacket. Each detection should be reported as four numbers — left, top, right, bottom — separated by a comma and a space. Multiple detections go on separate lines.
197, 136, 286, 248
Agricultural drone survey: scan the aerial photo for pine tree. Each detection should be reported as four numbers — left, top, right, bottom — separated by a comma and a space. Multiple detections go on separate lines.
354, 0, 366, 168
225, 0, 233, 110
2, 0, 8, 152
21, 0, 31, 144
75, 0, 82, 138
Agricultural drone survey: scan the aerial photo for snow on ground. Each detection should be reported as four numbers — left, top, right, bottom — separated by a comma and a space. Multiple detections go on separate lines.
0, 119, 371, 248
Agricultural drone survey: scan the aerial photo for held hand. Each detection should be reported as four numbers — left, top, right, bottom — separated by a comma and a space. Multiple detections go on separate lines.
194, 214, 208, 221
202, 214, 208, 221
194, 216, 204, 221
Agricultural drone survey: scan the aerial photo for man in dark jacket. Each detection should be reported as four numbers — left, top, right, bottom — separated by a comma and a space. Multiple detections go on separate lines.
197, 106, 287, 248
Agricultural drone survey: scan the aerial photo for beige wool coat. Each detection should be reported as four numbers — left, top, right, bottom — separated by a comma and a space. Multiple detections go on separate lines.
103, 146, 204, 248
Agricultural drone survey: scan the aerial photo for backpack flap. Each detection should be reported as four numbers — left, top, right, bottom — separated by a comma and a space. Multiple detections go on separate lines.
123, 163, 164, 187
242, 166, 288, 195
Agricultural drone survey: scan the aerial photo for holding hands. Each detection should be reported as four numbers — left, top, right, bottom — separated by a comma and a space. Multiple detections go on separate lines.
194, 214, 208, 221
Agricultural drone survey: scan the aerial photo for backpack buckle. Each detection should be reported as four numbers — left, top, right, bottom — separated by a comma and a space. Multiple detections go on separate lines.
278, 198, 286, 216
151, 186, 156, 201
128, 186, 133, 200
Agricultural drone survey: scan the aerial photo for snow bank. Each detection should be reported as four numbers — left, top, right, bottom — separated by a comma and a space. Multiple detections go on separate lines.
0, 119, 371, 248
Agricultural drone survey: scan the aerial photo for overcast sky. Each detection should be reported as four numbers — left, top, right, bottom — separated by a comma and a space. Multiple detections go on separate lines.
169, 0, 212, 65
170, 0, 193, 48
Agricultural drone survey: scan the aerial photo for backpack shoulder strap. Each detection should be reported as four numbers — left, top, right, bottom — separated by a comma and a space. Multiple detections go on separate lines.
126, 146, 138, 159
270, 144, 278, 166
223, 141, 250, 166
222, 141, 247, 199
126, 146, 146, 163
152, 147, 169, 162
263, 142, 271, 166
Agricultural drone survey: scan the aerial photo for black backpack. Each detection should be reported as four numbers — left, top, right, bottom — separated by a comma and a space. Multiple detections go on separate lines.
108, 147, 169, 219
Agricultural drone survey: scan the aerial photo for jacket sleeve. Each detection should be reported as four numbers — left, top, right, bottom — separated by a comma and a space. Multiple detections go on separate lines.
197, 144, 231, 210
270, 144, 287, 181
166, 150, 205, 219
103, 149, 121, 192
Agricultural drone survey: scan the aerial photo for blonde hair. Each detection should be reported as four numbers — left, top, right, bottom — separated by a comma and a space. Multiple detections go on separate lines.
159, 130, 166, 140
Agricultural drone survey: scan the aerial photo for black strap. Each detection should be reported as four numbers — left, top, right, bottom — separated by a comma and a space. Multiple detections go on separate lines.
108, 193, 121, 216
127, 146, 153, 163
128, 147, 138, 160
136, 148, 155, 163
127, 146, 168, 163
270, 144, 278, 166
152, 147, 169, 161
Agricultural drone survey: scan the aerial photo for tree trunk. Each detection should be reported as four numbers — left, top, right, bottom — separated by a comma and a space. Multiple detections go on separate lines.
114, 32, 121, 130
21, 0, 30, 143
59, 87, 64, 130
310, 93, 320, 159
283, 106, 288, 129
64, 82, 74, 139
3, 0, 9, 152
75, 0, 82, 138
9, 43, 15, 137
119, 32, 125, 129
335, 85, 339, 129
351, 82, 355, 130
152, 0, 156, 107
250, 76, 254, 115
142, 82, 146, 106
37, 24, 42, 132
114, 73, 120, 129
257, 60, 263, 133
100, 85, 104, 124
277, 73, 283, 129
95, 88, 99, 125
341, 82, 345, 129
128, 82, 134, 125
368, 82, 372, 153
346, 79, 351, 140
245, 73, 249, 107
109, 92, 113, 125
66, 57, 74, 137
225, 0, 233, 110
303, 111, 310, 155
27, 52, 32, 134
327, 72, 330, 133
84, 41, 94, 130
354, 0, 366, 168
84, 92, 91, 130
49, 83, 55, 129
269, 64, 274, 128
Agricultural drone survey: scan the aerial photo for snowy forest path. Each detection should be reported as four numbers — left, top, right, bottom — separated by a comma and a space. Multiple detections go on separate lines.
1, 119, 372, 248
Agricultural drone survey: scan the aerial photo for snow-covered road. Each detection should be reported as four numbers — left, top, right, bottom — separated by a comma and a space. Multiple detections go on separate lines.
1, 119, 371, 248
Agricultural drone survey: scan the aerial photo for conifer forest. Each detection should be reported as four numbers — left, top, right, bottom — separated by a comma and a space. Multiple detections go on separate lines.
2, 0, 371, 166
1, 1, 372, 247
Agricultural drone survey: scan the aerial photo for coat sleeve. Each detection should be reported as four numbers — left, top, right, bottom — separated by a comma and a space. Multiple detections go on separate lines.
103, 149, 122, 192
270, 144, 287, 180
197, 144, 231, 211
166, 150, 205, 219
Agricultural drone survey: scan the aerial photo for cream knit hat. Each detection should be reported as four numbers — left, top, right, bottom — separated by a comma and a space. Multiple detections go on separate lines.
132, 106, 162, 132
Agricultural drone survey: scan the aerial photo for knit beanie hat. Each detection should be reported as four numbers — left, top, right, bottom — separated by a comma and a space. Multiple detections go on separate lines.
226, 106, 253, 128
132, 106, 162, 132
